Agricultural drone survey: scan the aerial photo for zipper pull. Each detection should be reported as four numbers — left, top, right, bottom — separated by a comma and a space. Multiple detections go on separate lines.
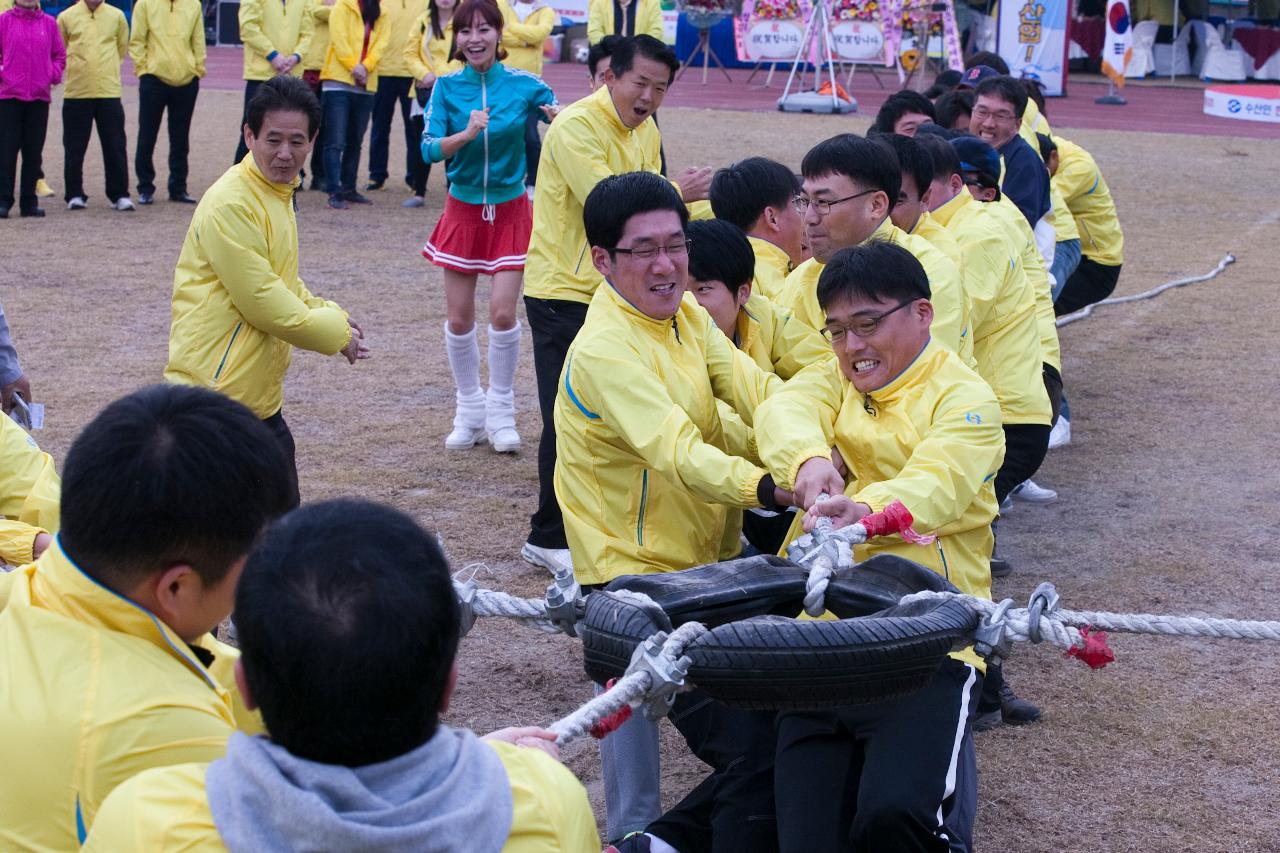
862, 392, 876, 416
671, 318, 681, 344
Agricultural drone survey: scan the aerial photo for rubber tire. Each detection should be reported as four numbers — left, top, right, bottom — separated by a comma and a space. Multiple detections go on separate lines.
581, 589, 673, 686
604, 554, 808, 627
824, 553, 960, 619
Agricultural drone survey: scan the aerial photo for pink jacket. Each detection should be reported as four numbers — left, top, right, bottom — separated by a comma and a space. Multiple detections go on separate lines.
0, 6, 65, 102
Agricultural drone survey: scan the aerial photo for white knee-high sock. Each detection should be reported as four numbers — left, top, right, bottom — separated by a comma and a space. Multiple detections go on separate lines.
445, 323, 482, 399
486, 322, 522, 430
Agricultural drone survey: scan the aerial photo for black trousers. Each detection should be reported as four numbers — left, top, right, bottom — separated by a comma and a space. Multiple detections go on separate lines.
407, 113, 433, 195
524, 110, 542, 186
0, 98, 50, 212
63, 98, 129, 203
524, 295, 589, 550
136, 75, 199, 197
648, 693, 779, 853
233, 79, 263, 163
994, 423, 1051, 505
774, 658, 981, 853
263, 410, 301, 510
1043, 363, 1063, 427
368, 75, 414, 185
1054, 257, 1122, 317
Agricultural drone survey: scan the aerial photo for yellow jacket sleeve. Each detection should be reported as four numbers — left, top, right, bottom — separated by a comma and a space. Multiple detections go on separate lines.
328, 0, 364, 72
1052, 143, 1097, 206
503, 2, 554, 46
492, 742, 600, 853
853, 397, 1004, 532
569, 340, 770, 509
702, 310, 784, 429
0, 417, 60, 561
200, 203, 352, 354
716, 400, 760, 464
639, 0, 664, 39
403, 12, 431, 78
115, 9, 128, 62
193, 5, 208, 77
766, 308, 831, 380
754, 360, 842, 490
587, 0, 606, 43
128, 0, 148, 68
551, 116, 630, 208
294, 0, 315, 62
238, 0, 279, 59
0, 521, 46, 568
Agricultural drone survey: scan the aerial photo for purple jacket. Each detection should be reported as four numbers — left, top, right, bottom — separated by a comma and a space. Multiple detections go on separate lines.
0, 6, 66, 102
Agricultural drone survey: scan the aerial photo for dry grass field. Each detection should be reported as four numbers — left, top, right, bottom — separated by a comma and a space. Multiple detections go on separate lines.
3, 85, 1280, 851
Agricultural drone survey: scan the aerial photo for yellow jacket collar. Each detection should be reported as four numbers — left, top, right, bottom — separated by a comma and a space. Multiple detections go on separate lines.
29, 537, 221, 691
588, 84, 638, 137
866, 217, 900, 245
237, 154, 301, 201
852, 337, 937, 406
601, 277, 682, 333
748, 236, 793, 275
930, 190, 971, 228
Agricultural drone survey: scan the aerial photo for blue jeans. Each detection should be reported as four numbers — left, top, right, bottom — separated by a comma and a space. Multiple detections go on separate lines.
1050, 238, 1081, 302
321, 89, 374, 195
367, 75, 414, 185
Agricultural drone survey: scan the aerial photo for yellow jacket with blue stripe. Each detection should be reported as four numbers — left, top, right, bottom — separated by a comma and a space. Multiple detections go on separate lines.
238, 0, 314, 80
779, 218, 973, 368
754, 339, 1003, 670
165, 157, 352, 419
932, 190, 1051, 426
0, 540, 262, 851
555, 287, 782, 585
0, 414, 59, 570
84, 740, 599, 852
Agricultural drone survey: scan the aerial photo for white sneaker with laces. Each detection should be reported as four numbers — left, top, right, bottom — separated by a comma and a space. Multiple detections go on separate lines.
520, 542, 574, 576
1011, 479, 1058, 503
113, 197, 136, 211
67, 196, 87, 210
1048, 415, 1071, 449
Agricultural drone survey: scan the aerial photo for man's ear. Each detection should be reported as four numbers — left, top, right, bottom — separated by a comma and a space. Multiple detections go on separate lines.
949, 173, 964, 197
602, 66, 617, 88
439, 662, 459, 714
871, 190, 892, 220
590, 245, 614, 279
915, 298, 935, 326
736, 282, 752, 310
242, 125, 254, 154
151, 564, 201, 627
234, 658, 258, 711
761, 206, 780, 235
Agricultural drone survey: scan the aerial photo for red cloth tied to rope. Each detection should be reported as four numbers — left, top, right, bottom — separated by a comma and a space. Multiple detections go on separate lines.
860, 500, 936, 546
589, 679, 633, 739
1065, 626, 1115, 669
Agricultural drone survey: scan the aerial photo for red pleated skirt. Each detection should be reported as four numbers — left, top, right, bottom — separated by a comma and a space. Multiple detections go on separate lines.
422, 193, 533, 275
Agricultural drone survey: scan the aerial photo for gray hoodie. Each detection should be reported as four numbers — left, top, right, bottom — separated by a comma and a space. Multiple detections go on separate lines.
206, 727, 515, 853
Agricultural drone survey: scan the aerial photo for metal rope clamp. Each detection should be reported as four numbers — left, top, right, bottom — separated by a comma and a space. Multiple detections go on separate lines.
626, 632, 693, 721
544, 566, 584, 638
457, 581, 478, 638
973, 598, 1014, 665
1025, 582, 1061, 644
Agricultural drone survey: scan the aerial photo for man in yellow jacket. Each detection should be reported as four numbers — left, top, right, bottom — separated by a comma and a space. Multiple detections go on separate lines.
556, 171, 785, 850
0, 384, 294, 851
1049, 133, 1124, 316
779, 134, 972, 367
521, 34, 711, 577
85, 499, 599, 853
708, 156, 807, 303
587, 0, 664, 42
364, 0, 426, 192
166, 77, 368, 507
0, 412, 58, 571
755, 242, 1000, 853
56, 0, 133, 211
129, 0, 206, 204
234, 0, 314, 162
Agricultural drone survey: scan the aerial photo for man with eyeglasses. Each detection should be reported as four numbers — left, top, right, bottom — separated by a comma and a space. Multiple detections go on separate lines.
778, 134, 971, 366
557, 171, 787, 850
755, 241, 1002, 853
969, 72, 1052, 242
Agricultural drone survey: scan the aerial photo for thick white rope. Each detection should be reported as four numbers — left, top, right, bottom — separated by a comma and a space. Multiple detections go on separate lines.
1055, 254, 1235, 328
547, 621, 708, 746
455, 582, 563, 634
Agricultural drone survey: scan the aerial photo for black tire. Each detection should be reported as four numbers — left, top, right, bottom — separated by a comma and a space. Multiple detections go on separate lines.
824, 553, 960, 619
604, 554, 808, 627
581, 589, 673, 686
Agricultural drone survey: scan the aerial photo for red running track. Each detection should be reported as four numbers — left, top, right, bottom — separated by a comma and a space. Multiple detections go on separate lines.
140, 46, 1278, 140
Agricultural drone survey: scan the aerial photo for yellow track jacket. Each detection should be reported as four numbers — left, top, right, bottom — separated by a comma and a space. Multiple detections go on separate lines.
0, 415, 59, 570
555, 287, 781, 585
910, 208, 963, 271
990, 195, 1062, 373
57, 0, 127, 99
500, 0, 555, 76
374, 0, 427, 78
524, 85, 664, 304
755, 340, 1003, 670
302, 0, 332, 71
129, 0, 207, 86
587, 0, 664, 43
1052, 135, 1124, 266
84, 740, 599, 852
321, 0, 390, 91
0, 540, 261, 851
403, 9, 459, 77
165, 157, 352, 419
747, 235, 791, 302
779, 218, 973, 367
932, 191, 1051, 426
238, 0, 314, 81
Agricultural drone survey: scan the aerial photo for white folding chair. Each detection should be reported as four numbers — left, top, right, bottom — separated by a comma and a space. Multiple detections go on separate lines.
1126, 20, 1159, 77
1199, 23, 1250, 81
1154, 23, 1192, 75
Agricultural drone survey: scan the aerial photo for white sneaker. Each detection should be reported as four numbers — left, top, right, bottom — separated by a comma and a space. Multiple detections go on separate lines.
113, 197, 136, 211
488, 425, 521, 453
1011, 479, 1058, 503
1000, 494, 1013, 513
445, 424, 486, 449
520, 542, 574, 576
1048, 415, 1071, 449
67, 196, 87, 210
445, 389, 487, 449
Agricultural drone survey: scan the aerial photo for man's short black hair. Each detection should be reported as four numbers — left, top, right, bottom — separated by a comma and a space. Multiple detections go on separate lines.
1036, 132, 1057, 161
1023, 78, 1047, 115
235, 499, 460, 767
801, 134, 901, 212
974, 75, 1029, 119
965, 50, 1010, 75
609, 34, 679, 85
709, 157, 800, 231
59, 385, 294, 590
877, 134, 933, 200
933, 89, 974, 130
687, 219, 755, 291
584, 171, 689, 251
246, 75, 322, 139
589, 35, 623, 78
817, 242, 931, 311
914, 131, 961, 182
870, 90, 936, 135
924, 69, 963, 99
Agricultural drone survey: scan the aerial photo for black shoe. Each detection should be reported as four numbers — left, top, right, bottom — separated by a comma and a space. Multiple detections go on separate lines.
365, 179, 384, 191
138, 192, 154, 205
342, 190, 373, 204
990, 557, 1012, 578
997, 681, 1041, 725
327, 194, 349, 210
20, 207, 45, 218
169, 192, 197, 204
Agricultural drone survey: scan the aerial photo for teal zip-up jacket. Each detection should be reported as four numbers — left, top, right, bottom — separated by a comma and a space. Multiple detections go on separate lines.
422, 62, 556, 206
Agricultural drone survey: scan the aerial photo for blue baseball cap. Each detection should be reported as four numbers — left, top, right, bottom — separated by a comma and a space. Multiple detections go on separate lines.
958, 64, 1001, 89
950, 136, 1001, 190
